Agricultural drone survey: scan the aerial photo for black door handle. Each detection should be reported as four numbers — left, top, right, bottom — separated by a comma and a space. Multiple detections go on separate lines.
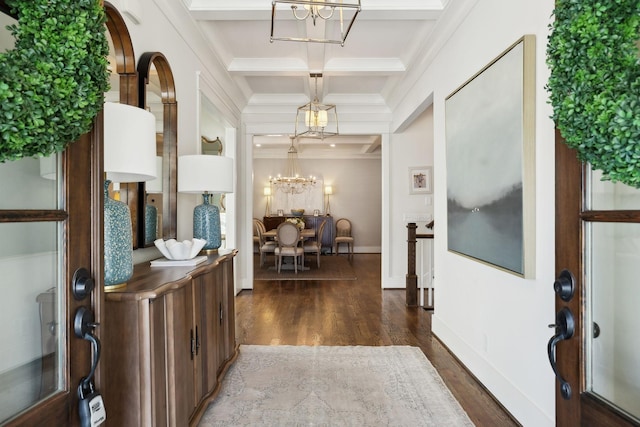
74, 307, 106, 426
547, 307, 574, 399
74, 307, 101, 388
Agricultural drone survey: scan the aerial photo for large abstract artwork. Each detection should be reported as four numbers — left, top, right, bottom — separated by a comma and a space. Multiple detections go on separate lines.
445, 35, 536, 277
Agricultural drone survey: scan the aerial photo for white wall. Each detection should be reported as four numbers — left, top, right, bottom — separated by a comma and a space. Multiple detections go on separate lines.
116, 0, 559, 424
385, 106, 434, 288
111, 0, 242, 265
391, 1, 557, 425
253, 158, 382, 253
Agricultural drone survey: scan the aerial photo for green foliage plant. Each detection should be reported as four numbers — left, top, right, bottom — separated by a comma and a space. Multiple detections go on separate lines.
0, 0, 110, 163
546, 0, 640, 187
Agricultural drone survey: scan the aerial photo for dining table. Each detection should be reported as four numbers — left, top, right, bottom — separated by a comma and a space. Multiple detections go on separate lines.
262, 227, 316, 271
262, 228, 315, 240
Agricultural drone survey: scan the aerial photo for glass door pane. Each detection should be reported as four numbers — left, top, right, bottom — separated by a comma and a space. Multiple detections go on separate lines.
0, 155, 60, 209
0, 154, 64, 423
586, 167, 640, 422
587, 168, 640, 210
0, 221, 63, 423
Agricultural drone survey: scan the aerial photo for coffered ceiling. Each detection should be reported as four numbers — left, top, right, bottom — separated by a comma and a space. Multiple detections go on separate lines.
181, 0, 454, 157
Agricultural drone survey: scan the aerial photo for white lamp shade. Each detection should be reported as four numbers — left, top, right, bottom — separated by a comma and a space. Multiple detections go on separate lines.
145, 157, 164, 193
324, 185, 333, 195
263, 187, 272, 196
305, 109, 328, 127
178, 155, 234, 194
104, 102, 157, 183
304, 0, 325, 11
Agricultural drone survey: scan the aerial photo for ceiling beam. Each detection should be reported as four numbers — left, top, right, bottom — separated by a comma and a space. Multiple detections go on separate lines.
188, 0, 446, 21
228, 58, 405, 75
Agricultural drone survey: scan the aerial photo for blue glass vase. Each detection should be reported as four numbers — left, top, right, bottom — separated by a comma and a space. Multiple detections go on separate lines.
193, 193, 221, 252
104, 180, 133, 288
144, 197, 158, 245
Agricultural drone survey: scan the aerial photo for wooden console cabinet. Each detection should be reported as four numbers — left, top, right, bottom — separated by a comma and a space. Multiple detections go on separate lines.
101, 250, 237, 426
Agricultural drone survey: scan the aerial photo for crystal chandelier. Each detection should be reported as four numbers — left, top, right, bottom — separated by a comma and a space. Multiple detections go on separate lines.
270, 136, 317, 194
295, 73, 338, 140
270, 0, 361, 46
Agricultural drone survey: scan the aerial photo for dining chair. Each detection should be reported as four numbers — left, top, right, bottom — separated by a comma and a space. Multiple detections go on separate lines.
274, 222, 305, 273
252, 218, 262, 252
334, 218, 354, 259
303, 219, 327, 268
256, 221, 276, 267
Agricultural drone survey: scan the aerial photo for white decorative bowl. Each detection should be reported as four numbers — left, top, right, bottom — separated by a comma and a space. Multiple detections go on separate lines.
154, 238, 207, 260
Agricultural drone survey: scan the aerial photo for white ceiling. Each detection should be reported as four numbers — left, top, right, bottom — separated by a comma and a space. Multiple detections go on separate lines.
183, 0, 452, 157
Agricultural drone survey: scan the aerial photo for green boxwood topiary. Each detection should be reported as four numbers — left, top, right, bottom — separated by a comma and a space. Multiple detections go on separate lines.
0, 0, 110, 163
546, 0, 640, 187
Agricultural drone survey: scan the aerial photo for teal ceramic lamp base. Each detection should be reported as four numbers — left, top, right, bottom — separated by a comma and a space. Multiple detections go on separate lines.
104, 180, 134, 290
193, 193, 222, 252
144, 200, 158, 246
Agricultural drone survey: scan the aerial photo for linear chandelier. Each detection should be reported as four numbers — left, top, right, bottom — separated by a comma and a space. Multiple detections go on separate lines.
270, 136, 317, 194
295, 73, 339, 140
270, 0, 361, 46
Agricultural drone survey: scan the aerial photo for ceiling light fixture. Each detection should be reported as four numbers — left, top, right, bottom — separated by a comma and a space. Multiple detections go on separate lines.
269, 136, 317, 194
270, 0, 361, 46
295, 73, 338, 140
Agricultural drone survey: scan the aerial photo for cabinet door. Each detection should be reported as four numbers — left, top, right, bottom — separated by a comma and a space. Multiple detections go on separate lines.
320, 216, 333, 252
149, 298, 168, 427
302, 216, 333, 253
192, 273, 220, 403
222, 259, 236, 362
214, 269, 226, 374
164, 285, 195, 425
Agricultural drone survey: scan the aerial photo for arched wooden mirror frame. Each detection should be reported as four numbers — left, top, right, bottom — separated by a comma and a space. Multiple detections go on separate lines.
105, 2, 137, 104
137, 52, 178, 245
104, 2, 143, 248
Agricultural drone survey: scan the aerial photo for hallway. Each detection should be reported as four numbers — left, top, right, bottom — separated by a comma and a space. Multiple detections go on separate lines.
235, 254, 519, 426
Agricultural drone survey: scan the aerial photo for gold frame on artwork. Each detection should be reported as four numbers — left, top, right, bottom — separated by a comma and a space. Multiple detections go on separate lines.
445, 35, 536, 278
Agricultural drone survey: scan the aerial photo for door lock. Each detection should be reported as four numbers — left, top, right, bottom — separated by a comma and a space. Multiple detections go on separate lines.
72, 268, 95, 300
554, 269, 575, 302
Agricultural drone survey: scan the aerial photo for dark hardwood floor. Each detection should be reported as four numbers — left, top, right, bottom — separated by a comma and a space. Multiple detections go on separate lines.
236, 253, 519, 426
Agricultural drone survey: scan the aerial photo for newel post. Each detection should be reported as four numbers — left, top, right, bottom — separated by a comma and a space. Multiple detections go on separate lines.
406, 222, 418, 307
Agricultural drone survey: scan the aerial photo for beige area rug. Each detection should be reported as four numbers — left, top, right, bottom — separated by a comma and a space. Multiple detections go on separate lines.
199, 345, 475, 426
253, 254, 357, 281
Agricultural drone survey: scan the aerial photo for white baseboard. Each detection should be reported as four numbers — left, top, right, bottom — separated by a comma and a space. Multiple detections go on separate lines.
432, 316, 554, 427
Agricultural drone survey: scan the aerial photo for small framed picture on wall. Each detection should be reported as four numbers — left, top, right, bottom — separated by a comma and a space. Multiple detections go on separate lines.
409, 166, 432, 194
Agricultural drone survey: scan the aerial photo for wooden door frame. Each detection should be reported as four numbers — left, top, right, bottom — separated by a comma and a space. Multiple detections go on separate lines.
554, 130, 583, 426
3, 115, 103, 426
555, 130, 639, 426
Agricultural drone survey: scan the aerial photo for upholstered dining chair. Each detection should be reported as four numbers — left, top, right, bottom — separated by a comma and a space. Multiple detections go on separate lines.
256, 221, 276, 267
252, 218, 262, 252
274, 222, 305, 273
303, 219, 327, 268
334, 218, 354, 259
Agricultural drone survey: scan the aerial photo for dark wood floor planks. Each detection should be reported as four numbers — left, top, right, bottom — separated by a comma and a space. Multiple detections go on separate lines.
236, 253, 519, 426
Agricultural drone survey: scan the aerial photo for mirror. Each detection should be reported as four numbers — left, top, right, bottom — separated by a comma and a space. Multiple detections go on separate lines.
105, 3, 142, 248
137, 52, 177, 246
202, 136, 223, 155
199, 93, 232, 246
